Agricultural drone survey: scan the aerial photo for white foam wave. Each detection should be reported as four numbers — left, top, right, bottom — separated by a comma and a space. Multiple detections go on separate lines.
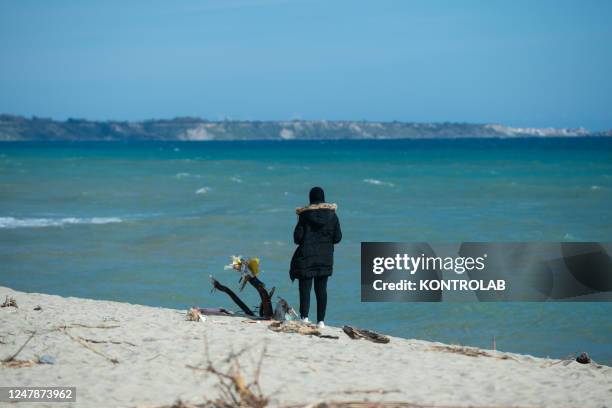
230, 176, 243, 183
0, 217, 122, 229
176, 172, 201, 179
264, 240, 285, 246
196, 187, 211, 194
363, 178, 395, 187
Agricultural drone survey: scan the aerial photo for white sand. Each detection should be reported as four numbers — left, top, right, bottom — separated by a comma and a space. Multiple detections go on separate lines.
1, 286, 611, 408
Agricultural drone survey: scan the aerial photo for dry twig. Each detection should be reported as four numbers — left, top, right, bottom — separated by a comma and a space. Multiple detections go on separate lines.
79, 337, 137, 347
58, 323, 120, 329
185, 337, 269, 407
2, 331, 35, 363
1, 331, 39, 368
61, 328, 119, 364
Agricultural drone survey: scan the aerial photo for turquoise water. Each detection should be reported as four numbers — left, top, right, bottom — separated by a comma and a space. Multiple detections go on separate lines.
1, 139, 611, 364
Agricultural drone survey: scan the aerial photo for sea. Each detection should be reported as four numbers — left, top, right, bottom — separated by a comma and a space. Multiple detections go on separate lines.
1, 138, 611, 364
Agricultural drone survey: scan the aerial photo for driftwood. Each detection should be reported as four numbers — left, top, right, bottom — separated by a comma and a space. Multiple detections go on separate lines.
211, 276, 274, 318
268, 321, 339, 339
342, 326, 390, 344
211, 277, 255, 316
245, 276, 274, 318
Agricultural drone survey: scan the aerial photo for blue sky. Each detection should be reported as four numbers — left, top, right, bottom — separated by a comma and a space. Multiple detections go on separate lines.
1, 0, 611, 129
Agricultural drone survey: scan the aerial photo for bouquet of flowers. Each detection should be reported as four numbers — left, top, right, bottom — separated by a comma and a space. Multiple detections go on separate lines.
224, 255, 261, 291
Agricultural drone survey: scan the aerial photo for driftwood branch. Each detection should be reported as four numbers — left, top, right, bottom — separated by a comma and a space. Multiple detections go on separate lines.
210, 274, 275, 319
342, 326, 390, 344
244, 276, 274, 318
211, 277, 255, 316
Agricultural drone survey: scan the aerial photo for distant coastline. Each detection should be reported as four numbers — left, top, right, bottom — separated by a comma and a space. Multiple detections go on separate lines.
1, 114, 610, 141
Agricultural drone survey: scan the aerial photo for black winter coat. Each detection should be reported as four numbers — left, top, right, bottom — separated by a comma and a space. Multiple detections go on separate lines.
290, 203, 342, 281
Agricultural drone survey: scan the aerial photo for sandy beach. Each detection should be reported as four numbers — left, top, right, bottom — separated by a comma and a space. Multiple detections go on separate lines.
1, 286, 611, 408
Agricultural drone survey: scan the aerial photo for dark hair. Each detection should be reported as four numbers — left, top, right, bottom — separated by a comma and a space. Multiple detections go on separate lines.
309, 186, 325, 204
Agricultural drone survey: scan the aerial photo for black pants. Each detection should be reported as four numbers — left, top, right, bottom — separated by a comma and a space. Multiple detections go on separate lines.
299, 276, 328, 322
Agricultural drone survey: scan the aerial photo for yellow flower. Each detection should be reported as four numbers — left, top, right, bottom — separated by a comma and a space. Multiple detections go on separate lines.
247, 258, 260, 276
224, 255, 243, 271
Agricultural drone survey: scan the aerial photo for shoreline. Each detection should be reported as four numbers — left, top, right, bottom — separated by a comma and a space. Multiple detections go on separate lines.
1, 286, 611, 408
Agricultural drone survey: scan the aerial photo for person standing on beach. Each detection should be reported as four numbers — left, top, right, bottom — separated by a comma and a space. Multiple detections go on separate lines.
290, 186, 342, 328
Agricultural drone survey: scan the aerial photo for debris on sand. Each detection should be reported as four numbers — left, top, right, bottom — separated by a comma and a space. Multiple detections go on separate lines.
273, 297, 299, 322
429, 345, 516, 361
1, 295, 18, 308
2, 359, 39, 368
342, 326, 390, 344
1, 331, 36, 368
269, 321, 339, 339
576, 352, 591, 364
184, 339, 270, 408
186, 308, 206, 322
38, 354, 56, 365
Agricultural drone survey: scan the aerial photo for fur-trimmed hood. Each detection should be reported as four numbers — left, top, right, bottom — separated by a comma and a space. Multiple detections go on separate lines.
295, 202, 337, 215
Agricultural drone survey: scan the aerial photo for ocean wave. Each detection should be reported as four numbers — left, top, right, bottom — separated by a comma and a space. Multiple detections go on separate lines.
230, 176, 243, 183
261, 208, 284, 213
195, 187, 211, 194
175, 172, 201, 179
264, 240, 285, 246
363, 178, 395, 187
0, 216, 122, 229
